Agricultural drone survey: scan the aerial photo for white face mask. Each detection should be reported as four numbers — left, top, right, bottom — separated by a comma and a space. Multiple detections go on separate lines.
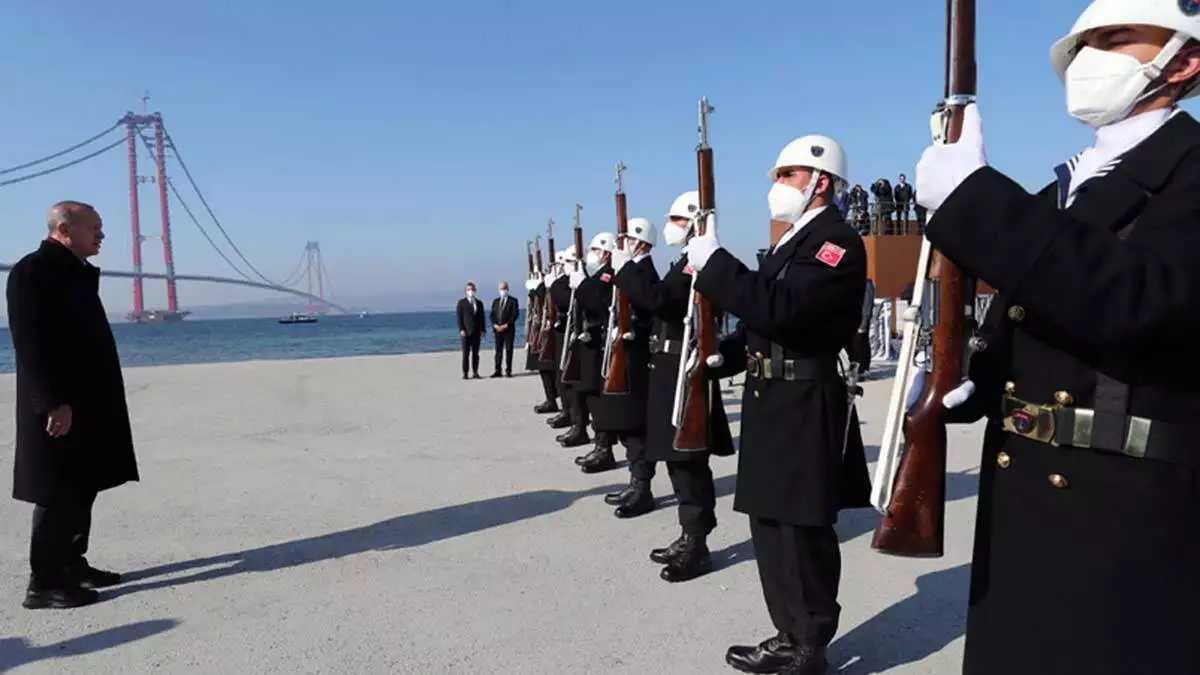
585, 250, 605, 274
499, 289, 508, 298
1065, 42, 1181, 129
466, 290, 476, 299
768, 177, 818, 225
663, 222, 689, 247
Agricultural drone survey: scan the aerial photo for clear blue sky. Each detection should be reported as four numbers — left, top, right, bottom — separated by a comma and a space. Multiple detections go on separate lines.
1, 0, 1191, 313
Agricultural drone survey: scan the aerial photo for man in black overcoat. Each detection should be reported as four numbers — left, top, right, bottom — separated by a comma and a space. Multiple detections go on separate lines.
489, 280, 519, 378
567, 232, 618, 470
685, 136, 870, 674
912, 7, 1200, 674
7, 201, 138, 609
612, 193, 737, 582
455, 282, 485, 379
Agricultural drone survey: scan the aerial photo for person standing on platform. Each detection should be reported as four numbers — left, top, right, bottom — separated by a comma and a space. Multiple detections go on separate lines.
490, 281, 519, 378
7, 200, 138, 610
456, 282, 486, 380
685, 137, 871, 674
592, 218, 659, 516
613, 192, 737, 582
568, 233, 618, 469
916, 3, 1200, 673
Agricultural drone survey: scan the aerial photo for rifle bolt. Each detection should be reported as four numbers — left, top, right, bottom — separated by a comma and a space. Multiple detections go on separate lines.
1007, 305, 1026, 322
996, 452, 1011, 469
1048, 473, 1068, 489
1054, 390, 1074, 406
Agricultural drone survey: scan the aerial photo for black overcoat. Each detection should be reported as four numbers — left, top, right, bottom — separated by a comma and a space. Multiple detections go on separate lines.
590, 256, 655, 434
614, 253, 735, 462
549, 275, 572, 393
696, 207, 870, 526
568, 265, 611, 396
929, 111, 1200, 675
525, 284, 553, 372
7, 239, 139, 505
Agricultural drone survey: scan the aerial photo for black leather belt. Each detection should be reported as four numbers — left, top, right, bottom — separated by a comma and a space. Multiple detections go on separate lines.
1001, 394, 1200, 469
745, 353, 835, 381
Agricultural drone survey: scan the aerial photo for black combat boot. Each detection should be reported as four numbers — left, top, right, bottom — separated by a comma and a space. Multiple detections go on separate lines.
547, 411, 572, 428
649, 533, 686, 564
659, 533, 713, 582
67, 559, 122, 590
558, 426, 590, 448
578, 445, 616, 473
779, 645, 829, 675
613, 479, 654, 518
725, 632, 799, 674
23, 576, 99, 610
534, 400, 560, 414
604, 477, 637, 505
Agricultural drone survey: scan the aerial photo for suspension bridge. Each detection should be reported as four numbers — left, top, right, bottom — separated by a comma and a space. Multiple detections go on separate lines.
0, 102, 347, 321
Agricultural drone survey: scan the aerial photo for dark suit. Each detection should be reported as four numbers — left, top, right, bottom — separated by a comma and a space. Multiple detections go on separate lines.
455, 296, 485, 376
490, 294, 519, 375
7, 239, 139, 586
928, 111, 1200, 675
698, 206, 870, 651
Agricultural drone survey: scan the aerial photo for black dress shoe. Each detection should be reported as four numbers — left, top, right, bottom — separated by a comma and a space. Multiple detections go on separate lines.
505, 372, 512, 378
23, 580, 99, 610
660, 533, 713, 582
472, 373, 482, 379
490, 372, 502, 378
462, 373, 469, 380
650, 534, 686, 564
69, 562, 122, 590
779, 646, 829, 675
578, 446, 617, 473
614, 480, 654, 518
726, 632, 798, 674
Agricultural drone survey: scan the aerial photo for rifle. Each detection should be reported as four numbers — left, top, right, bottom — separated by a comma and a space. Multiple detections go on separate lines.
671, 96, 719, 452
559, 205, 585, 382
536, 218, 557, 361
525, 239, 539, 351
869, 0, 975, 558
602, 162, 632, 393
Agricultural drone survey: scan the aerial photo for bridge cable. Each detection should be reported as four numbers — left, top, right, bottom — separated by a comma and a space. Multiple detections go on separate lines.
0, 121, 123, 176
276, 248, 311, 288
158, 123, 278, 286
0, 136, 126, 188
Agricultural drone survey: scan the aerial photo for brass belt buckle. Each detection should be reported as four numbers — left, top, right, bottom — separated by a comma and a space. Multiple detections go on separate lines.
1001, 396, 1060, 446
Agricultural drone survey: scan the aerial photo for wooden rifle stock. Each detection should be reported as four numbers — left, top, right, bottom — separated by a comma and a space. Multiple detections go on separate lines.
561, 208, 585, 382
525, 240, 539, 347
870, 0, 975, 558
603, 163, 632, 394
537, 219, 557, 361
672, 97, 718, 452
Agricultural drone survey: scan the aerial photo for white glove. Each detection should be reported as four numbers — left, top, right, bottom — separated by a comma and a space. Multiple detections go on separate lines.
942, 379, 976, 409
568, 269, 585, 289
525, 278, 539, 291
610, 326, 621, 343
684, 213, 720, 271
621, 331, 635, 341
705, 354, 724, 368
915, 103, 987, 212
611, 247, 632, 273
542, 273, 554, 287
576, 331, 591, 343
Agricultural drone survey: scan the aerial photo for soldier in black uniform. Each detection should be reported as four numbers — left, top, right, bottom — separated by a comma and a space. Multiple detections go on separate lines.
614, 191, 737, 582
550, 249, 587, 440
568, 233, 619, 471
685, 136, 870, 675
913, 5, 1200, 674
592, 218, 660, 515
528, 255, 560, 415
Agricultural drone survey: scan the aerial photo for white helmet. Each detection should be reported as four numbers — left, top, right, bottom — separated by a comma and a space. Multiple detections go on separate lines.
588, 232, 616, 253
561, 247, 577, 263
666, 191, 700, 219
625, 217, 657, 247
1050, 0, 1200, 100
768, 135, 848, 191
554, 250, 567, 265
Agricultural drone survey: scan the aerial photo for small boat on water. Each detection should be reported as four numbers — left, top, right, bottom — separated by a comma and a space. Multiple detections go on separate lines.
278, 312, 318, 324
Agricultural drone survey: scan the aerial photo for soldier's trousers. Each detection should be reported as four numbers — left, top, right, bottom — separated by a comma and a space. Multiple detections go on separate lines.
567, 389, 592, 429
668, 458, 716, 535
539, 370, 558, 403
618, 432, 656, 481
749, 517, 841, 648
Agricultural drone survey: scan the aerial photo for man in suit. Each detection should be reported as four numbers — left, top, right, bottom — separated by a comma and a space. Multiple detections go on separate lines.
456, 282, 485, 379
7, 201, 139, 609
915, 4, 1200, 674
686, 135, 870, 674
490, 281, 520, 378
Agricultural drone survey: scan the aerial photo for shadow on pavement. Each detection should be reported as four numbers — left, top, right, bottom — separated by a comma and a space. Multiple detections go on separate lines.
0, 619, 179, 673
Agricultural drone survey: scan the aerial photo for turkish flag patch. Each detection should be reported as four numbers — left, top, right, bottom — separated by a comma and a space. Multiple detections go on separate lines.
815, 242, 846, 267
683, 264, 695, 276
600, 273, 612, 283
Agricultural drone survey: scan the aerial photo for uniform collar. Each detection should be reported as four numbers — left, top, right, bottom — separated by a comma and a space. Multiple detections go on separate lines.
775, 205, 829, 251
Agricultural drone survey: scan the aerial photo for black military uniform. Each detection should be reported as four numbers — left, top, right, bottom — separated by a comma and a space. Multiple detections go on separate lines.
547, 274, 579, 435
569, 264, 618, 469
591, 254, 659, 513
614, 252, 736, 581
696, 207, 871, 673
929, 111, 1200, 675
527, 281, 560, 414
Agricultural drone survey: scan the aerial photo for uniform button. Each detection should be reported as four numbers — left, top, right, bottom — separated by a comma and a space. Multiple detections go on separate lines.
1005, 381, 1016, 395
1048, 473, 1068, 489
754, 389, 760, 399
1054, 390, 1073, 406
1007, 305, 1026, 322
996, 452, 1011, 468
